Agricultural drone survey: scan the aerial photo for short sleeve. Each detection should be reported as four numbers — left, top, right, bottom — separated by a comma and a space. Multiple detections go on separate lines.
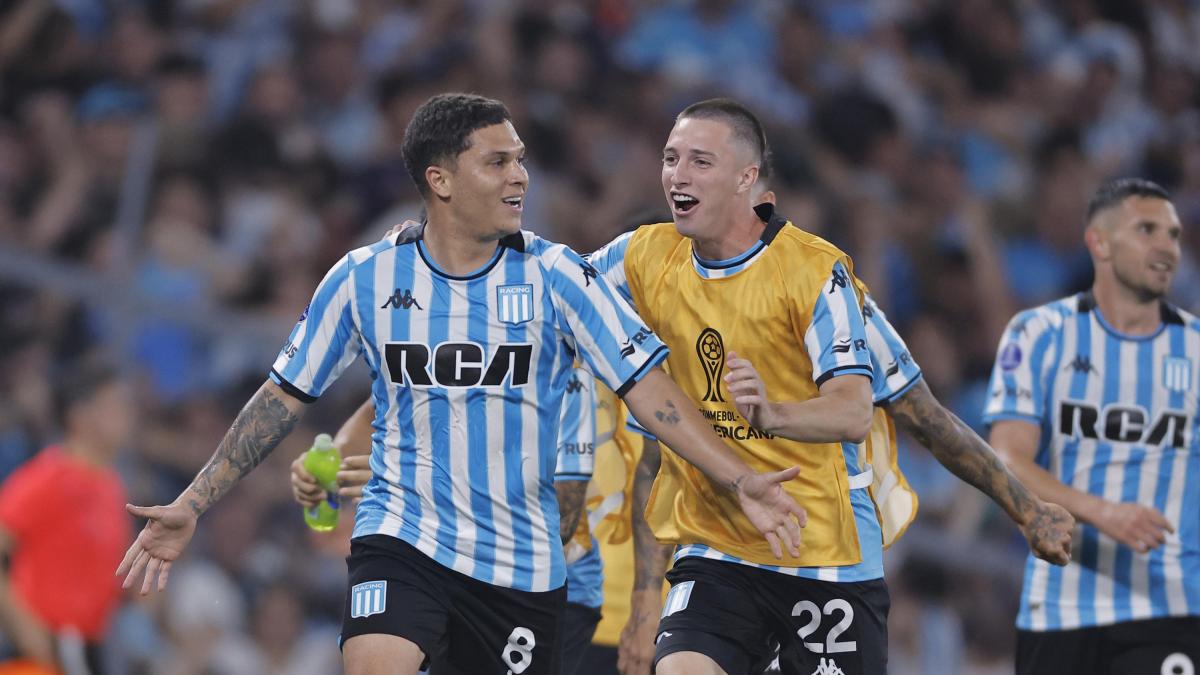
556, 368, 597, 481
584, 230, 636, 306
983, 309, 1056, 424
802, 260, 874, 387
543, 245, 668, 397
863, 293, 923, 404
270, 256, 363, 401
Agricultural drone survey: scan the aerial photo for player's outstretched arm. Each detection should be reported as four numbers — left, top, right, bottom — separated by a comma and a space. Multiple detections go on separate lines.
725, 351, 873, 443
619, 435, 671, 675
623, 367, 807, 559
118, 380, 307, 594
885, 380, 1073, 565
991, 419, 1172, 556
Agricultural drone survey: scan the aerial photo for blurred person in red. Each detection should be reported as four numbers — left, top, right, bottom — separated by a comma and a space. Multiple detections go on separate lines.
0, 358, 134, 675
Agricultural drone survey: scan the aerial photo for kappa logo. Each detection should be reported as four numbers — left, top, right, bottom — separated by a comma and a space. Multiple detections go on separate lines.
811, 658, 846, 675
565, 376, 586, 394
1064, 354, 1098, 376
381, 288, 423, 310
827, 267, 848, 294
580, 261, 599, 287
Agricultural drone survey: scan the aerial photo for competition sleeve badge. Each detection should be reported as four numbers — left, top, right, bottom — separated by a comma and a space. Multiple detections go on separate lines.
696, 328, 726, 402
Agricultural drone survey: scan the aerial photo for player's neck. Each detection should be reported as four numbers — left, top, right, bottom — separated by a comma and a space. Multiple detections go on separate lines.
61, 436, 114, 470
690, 207, 765, 261
1091, 275, 1162, 336
422, 216, 501, 276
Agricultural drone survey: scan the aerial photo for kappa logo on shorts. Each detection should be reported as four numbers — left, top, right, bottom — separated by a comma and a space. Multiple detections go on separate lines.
811, 658, 846, 675
350, 580, 387, 618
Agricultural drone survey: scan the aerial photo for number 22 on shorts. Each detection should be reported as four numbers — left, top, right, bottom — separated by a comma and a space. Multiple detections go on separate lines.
793, 599, 857, 654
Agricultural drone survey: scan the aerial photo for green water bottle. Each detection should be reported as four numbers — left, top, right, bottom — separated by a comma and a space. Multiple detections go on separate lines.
302, 433, 341, 532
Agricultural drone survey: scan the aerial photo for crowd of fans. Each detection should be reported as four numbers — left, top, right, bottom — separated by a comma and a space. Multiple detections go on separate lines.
1, 1, 1198, 673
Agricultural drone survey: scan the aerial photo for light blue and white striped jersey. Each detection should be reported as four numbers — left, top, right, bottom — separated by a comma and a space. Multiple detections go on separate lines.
555, 366, 596, 482
863, 293, 923, 405
984, 291, 1200, 631
270, 225, 667, 593
556, 366, 603, 609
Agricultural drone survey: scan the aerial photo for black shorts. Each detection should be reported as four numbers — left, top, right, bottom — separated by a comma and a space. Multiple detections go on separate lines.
653, 556, 889, 675
341, 535, 566, 675
1016, 617, 1200, 675
557, 602, 603, 675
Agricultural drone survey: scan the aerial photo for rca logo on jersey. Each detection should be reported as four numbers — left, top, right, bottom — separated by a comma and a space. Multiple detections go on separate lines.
1059, 401, 1189, 448
497, 284, 534, 325
696, 328, 726, 402
385, 342, 533, 388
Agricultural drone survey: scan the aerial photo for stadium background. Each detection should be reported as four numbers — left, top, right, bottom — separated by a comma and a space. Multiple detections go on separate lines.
1, 0, 1198, 673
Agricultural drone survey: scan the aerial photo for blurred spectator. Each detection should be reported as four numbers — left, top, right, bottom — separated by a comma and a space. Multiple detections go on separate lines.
0, 2, 1198, 672
0, 357, 134, 674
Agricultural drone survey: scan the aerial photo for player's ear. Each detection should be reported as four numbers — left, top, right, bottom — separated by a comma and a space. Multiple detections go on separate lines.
426, 164, 453, 200
1084, 224, 1109, 261
737, 165, 759, 194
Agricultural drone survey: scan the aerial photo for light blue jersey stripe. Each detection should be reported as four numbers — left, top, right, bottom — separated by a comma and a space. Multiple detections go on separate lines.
566, 542, 604, 608
426, 272, 458, 569
504, 253, 537, 590
467, 275, 495, 582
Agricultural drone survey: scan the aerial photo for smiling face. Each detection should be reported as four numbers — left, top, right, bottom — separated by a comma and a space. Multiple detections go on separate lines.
430, 121, 528, 240
1088, 195, 1183, 301
661, 116, 760, 243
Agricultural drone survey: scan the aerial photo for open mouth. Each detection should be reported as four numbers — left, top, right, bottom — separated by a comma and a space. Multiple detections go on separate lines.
672, 192, 699, 214
502, 196, 523, 211
1150, 261, 1173, 272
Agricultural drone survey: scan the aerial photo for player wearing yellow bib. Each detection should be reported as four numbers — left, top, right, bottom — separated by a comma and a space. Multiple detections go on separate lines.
587, 99, 1075, 675
588, 99, 880, 675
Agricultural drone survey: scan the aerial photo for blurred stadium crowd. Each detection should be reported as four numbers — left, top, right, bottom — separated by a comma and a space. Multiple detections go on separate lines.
1, 0, 1199, 673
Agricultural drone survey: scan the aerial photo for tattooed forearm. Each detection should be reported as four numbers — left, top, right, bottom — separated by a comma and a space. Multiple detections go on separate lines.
556, 480, 588, 544
654, 400, 681, 426
632, 436, 672, 590
885, 379, 1037, 523
187, 384, 303, 516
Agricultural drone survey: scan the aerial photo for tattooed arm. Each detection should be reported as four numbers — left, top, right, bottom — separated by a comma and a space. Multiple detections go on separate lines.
621, 366, 807, 559
117, 380, 308, 593
556, 480, 588, 544
885, 379, 1072, 565
619, 435, 672, 675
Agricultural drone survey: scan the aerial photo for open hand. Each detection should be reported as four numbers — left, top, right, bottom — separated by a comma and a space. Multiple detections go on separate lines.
1096, 501, 1173, 554
734, 468, 807, 559
116, 501, 198, 594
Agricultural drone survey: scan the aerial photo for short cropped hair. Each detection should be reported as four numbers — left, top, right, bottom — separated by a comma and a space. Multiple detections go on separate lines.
1085, 178, 1170, 225
402, 93, 513, 197
677, 98, 771, 180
